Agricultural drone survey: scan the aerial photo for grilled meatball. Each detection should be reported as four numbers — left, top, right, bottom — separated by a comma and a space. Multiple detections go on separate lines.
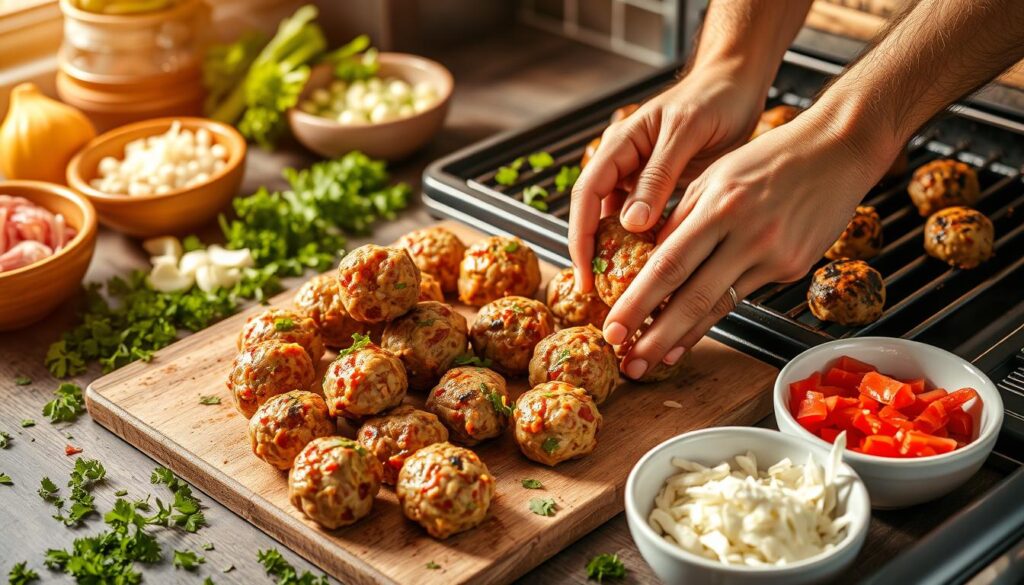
470, 296, 555, 376
397, 227, 466, 293
825, 205, 883, 261
418, 272, 444, 302
529, 326, 618, 404
808, 259, 886, 326
293, 274, 370, 350
614, 319, 690, 383
581, 137, 601, 169
513, 381, 602, 466
356, 405, 449, 485
227, 341, 316, 418
238, 308, 325, 363
337, 244, 420, 323
593, 216, 656, 307
322, 338, 407, 419
546, 267, 610, 329
458, 236, 541, 307
750, 105, 800, 140
249, 390, 335, 469
908, 159, 980, 216
382, 301, 469, 391
426, 367, 511, 445
924, 206, 994, 269
397, 442, 495, 539
288, 436, 382, 529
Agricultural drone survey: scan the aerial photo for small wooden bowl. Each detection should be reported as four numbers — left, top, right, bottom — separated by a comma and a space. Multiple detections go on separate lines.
0, 181, 97, 331
66, 117, 246, 238
288, 53, 453, 161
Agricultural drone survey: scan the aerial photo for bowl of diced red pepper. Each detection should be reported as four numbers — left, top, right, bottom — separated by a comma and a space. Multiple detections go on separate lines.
774, 337, 1002, 509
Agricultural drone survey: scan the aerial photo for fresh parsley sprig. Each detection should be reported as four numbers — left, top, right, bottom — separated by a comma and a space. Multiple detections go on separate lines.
42, 383, 85, 423
586, 553, 627, 582
529, 497, 557, 517
258, 548, 329, 585
151, 467, 207, 533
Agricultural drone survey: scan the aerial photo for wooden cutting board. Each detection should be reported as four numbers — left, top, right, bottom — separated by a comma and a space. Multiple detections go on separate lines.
86, 221, 778, 585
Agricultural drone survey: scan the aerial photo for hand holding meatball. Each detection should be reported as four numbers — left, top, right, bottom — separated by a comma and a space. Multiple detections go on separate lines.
396, 442, 495, 539
382, 301, 469, 391
546, 267, 610, 329
337, 244, 420, 323
227, 341, 316, 418
397, 227, 466, 293
289, 436, 382, 529
322, 335, 407, 419
470, 296, 554, 376
293, 274, 370, 350
614, 317, 691, 383
808, 259, 886, 326
529, 326, 618, 404
513, 381, 602, 466
458, 236, 541, 307
924, 206, 994, 269
238, 308, 325, 363
908, 159, 980, 216
426, 367, 511, 445
825, 205, 884, 261
592, 216, 657, 307
356, 405, 449, 485
249, 390, 336, 469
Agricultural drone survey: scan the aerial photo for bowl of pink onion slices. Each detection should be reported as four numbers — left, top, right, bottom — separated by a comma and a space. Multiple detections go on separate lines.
0, 180, 97, 330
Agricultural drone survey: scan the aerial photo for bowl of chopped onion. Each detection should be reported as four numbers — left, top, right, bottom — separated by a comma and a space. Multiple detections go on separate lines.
66, 116, 246, 237
0, 180, 97, 330
625, 426, 870, 585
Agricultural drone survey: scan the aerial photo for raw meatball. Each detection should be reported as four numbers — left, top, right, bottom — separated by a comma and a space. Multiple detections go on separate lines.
322, 337, 407, 419
426, 367, 511, 445
397, 227, 466, 293
356, 405, 449, 485
293, 274, 370, 349
337, 244, 420, 323
529, 326, 618, 404
908, 159, 980, 216
418, 272, 444, 302
581, 137, 601, 169
396, 442, 495, 539
470, 296, 555, 376
750, 105, 800, 140
825, 205, 883, 261
288, 436, 382, 529
614, 319, 690, 383
382, 301, 469, 391
238, 308, 325, 363
227, 341, 316, 418
458, 236, 541, 307
924, 206, 994, 269
248, 390, 335, 469
593, 216, 656, 307
546, 267, 610, 329
808, 259, 886, 326
513, 381, 602, 466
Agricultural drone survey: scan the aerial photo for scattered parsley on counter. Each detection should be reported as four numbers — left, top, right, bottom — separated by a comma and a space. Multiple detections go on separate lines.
425, 561, 441, 570
199, 395, 222, 406
223, 564, 236, 573
202, 542, 215, 551
529, 497, 557, 517
527, 151, 555, 172
173, 550, 205, 571
523, 185, 549, 211
14, 375, 31, 386
521, 478, 544, 489
0, 473, 13, 486
452, 353, 492, 368
541, 437, 560, 454
258, 548, 329, 585
42, 383, 85, 423
0, 431, 11, 449
151, 467, 207, 533
554, 165, 581, 192
585, 553, 626, 582
38, 477, 59, 502
204, 578, 216, 585
115, 489, 128, 497
495, 157, 525, 186
20, 419, 35, 428
592, 257, 608, 274
7, 562, 39, 585
48, 458, 106, 527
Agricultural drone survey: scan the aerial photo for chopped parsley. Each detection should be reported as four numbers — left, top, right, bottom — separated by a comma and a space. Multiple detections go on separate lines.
554, 165, 581, 192
43, 383, 85, 423
223, 564, 236, 573
45, 458, 106, 526
115, 489, 129, 497
0, 431, 11, 449
7, 562, 38, 585
14, 375, 31, 386
523, 185, 549, 211
426, 561, 441, 570
20, 419, 35, 428
495, 157, 525, 186
521, 478, 544, 489
0, 473, 12, 486
173, 550, 205, 570
527, 151, 555, 171
202, 542, 215, 551
452, 353, 492, 367
394, 282, 408, 289
258, 548, 329, 585
151, 467, 207, 533
542, 437, 560, 454
586, 553, 626, 582
274, 317, 296, 332
592, 257, 608, 274
553, 348, 572, 368
482, 384, 513, 416
504, 240, 520, 253
511, 304, 525, 314
199, 395, 222, 405
529, 497, 557, 517
38, 477, 60, 501
338, 333, 372, 357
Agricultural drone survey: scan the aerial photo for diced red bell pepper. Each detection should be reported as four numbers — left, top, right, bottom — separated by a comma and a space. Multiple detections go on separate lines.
859, 394, 880, 411
824, 367, 865, 391
862, 435, 901, 457
940, 388, 978, 411
831, 406, 862, 432
825, 395, 858, 414
836, 355, 877, 373
817, 385, 847, 397
859, 371, 916, 409
854, 410, 899, 436
903, 378, 927, 393
903, 388, 948, 417
879, 405, 908, 420
931, 426, 949, 438
818, 427, 842, 444
900, 430, 957, 457
789, 372, 822, 413
947, 410, 974, 438
913, 400, 949, 434
796, 391, 828, 429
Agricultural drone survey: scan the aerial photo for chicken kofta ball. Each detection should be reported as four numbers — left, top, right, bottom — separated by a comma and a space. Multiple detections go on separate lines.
397, 227, 466, 294
825, 205, 884, 261
528, 326, 618, 404
924, 206, 995, 269
248, 390, 336, 470
808, 259, 886, 326
908, 159, 980, 216
227, 341, 316, 418
322, 336, 407, 419
418, 272, 444, 302
458, 236, 541, 307
513, 381, 602, 466
238, 308, 325, 363
382, 301, 469, 391
289, 436, 382, 529
425, 367, 511, 445
356, 405, 449, 485
750, 105, 800, 140
336, 244, 420, 323
546, 267, 610, 329
593, 216, 656, 307
293, 274, 370, 350
470, 296, 555, 376
396, 442, 495, 539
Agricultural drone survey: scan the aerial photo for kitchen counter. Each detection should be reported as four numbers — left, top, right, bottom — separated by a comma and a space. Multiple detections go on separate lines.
0, 25, 1009, 584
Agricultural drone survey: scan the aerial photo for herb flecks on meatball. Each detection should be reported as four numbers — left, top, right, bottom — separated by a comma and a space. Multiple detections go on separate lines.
396, 442, 495, 539
546, 267, 610, 329
593, 216, 656, 307
458, 236, 541, 307
293, 274, 370, 350
513, 381, 602, 466
426, 367, 511, 445
289, 436, 382, 529
808, 259, 886, 326
337, 244, 420, 323
908, 159, 980, 217
470, 296, 554, 376
238, 308, 325, 363
322, 334, 407, 419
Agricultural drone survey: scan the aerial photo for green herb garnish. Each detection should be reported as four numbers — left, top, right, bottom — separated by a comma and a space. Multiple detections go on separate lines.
199, 395, 222, 405
394, 282, 408, 289
416, 318, 437, 327
425, 561, 441, 570
0, 473, 12, 486
0, 431, 11, 449
14, 375, 31, 386
43, 383, 85, 423
482, 384, 513, 416
521, 478, 543, 489
542, 437, 559, 454
586, 553, 626, 582
202, 542, 215, 551
7, 562, 39, 584
523, 185, 549, 211
452, 353, 492, 367
115, 489, 128, 497
274, 317, 296, 331
553, 348, 571, 368
495, 157, 525, 186
528, 151, 555, 171
529, 497, 557, 517
38, 477, 60, 502
592, 257, 608, 274
258, 548, 329, 585
20, 419, 35, 428
554, 165, 581, 192
338, 333, 372, 358
151, 467, 207, 533
504, 240, 520, 253
173, 550, 205, 571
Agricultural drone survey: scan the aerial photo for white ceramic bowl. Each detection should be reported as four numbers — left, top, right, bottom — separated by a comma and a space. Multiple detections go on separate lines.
774, 337, 1002, 509
625, 426, 870, 585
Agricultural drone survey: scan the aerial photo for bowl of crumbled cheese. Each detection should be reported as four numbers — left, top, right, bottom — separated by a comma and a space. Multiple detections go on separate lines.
625, 426, 870, 585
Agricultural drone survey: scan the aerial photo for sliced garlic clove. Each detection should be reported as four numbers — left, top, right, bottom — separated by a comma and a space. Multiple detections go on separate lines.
207, 245, 254, 269
179, 250, 210, 277
142, 236, 182, 262
147, 261, 194, 293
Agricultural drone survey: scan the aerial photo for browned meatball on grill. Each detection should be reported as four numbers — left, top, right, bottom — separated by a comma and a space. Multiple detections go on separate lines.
398, 227, 466, 293
249, 390, 336, 469
825, 205, 884, 261
238, 308, 325, 363
382, 301, 469, 391
546, 267, 610, 329
396, 442, 495, 539
808, 259, 886, 326
529, 325, 618, 404
426, 367, 511, 445
288, 436, 382, 529
924, 206, 994, 269
470, 296, 555, 376
293, 274, 371, 350
593, 216, 656, 307
908, 159, 980, 216
356, 405, 449, 485
750, 105, 800, 140
418, 272, 444, 302
458, 236, 541, 307
322, 336, 407, 419
227, 341, 316, 418
337, 244, 420, 323
513, 381, 602, 466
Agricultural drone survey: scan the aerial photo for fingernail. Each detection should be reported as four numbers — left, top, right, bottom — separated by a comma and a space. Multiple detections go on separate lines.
625, 359, 648, 380
622, 201, 650, 227
604, 322, 628, 345
663, 347, 685, 365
